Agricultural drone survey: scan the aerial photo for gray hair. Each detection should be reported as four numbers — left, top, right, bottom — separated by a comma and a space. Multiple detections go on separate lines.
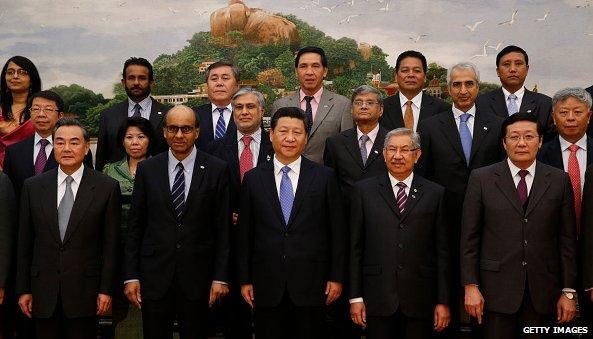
204, 61, 240, 82
231, 87, 266, 108
447, 62, 480, 85
384, 128, 421, 149
552, 87, 592, 111
53, 118, 90, 142
351, 85, 384, 105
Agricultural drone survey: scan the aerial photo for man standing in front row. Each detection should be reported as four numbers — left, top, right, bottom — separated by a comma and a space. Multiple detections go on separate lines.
349, 128, 450, 339
237, 107, 346, 339
124, 105, 230, 339
461, 113, 578, 339
16, 119, 121, 339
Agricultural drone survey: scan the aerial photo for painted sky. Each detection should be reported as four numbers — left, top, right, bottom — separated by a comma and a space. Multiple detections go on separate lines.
1, 0, 592, 97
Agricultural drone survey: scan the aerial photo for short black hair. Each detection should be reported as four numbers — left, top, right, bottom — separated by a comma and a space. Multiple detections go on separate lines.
270, 107, 309, 135
205, 61, 240, 82
500, 112, 544, 139
294, 46, 328, 68
496, 45, 529, 67
395, 50, 427, 73
1, 55, 42, 123
116, 116, 156, 155
53, 118, 90, 142
123, 57, 154, 81
28, 90, 64, 113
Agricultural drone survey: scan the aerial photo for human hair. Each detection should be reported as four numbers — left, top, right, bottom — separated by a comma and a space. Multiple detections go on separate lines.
270, 107, 309, 135
496, 45, 529, 67
205, 61, 240, 82
116, 116, 156, 155
28, 90, 64, 113
395, 50, 427, 73
552, 87, 592, 111
294, 46, 328, 68
1, 55, 42, 122
351, 85, 384, 105
232, 87, 265, 108
123, 57, 154, 81
500, 112, 544, 139
383, 128, 421, 149
447, 62, 480, 86
53, 118, 90, 142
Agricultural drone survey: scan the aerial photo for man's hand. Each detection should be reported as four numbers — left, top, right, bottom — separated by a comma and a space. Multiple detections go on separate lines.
464, 285, 485, 324
0, 287, 4, 304
434, 304, 450, 332
325, 281, 342, 305
96, 294, 112, 316
557, 294, 577, 324
350, 302, 366, 328
124, 281, 142, 309
18, 294, 33, 318
232, 212, 239, 225
209, 282, 229, 307
241, 284, 255, 308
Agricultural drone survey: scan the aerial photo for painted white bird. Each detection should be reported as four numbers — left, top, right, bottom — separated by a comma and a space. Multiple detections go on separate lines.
378, 1, 389, 11
498, 10, 518, 26
464, 20, 484, 32
168, 7, 180, 14
118, 1, 127, 7
339, 14, 361, 24
409, 34, 427, 43
585, 32, 593, 36
487, 41, 503, 51
471, 40, 490, 59
311, 0, 320, 4
194, 9, 209, 16
535, 11, 549, 22
321, 5, 338, 12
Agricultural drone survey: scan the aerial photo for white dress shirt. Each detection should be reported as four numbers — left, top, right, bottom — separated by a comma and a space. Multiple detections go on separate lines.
211, 104, 233, 133
273, 155, 300, 196
237, 128, 262, 168
33, 133, 53, 163
452, 105, 476, 137
502, 87, 525, 115
559, 134, 587, 192
507, 158, 536, 195
399, 91, 423, 131
167, 146, 197, 199
127, 96, 152, 120
57, 164, 84, 206
356, 124, 380, 157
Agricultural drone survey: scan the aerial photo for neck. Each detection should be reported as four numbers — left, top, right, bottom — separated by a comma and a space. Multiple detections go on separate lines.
60, 164, 82, 176
211, 100, 230, 108
512, 159, 535, 170
357, 121, 378, 135
239, 126, 259, 136
301, 86, 321, 97
399, 89, 421, 101
503, 84, 523, 95
171, 149, 191, 162
455, 105, 473, 113
129, 95, 148, 104
391, 171, 411, 182
11, 91, 28, 105
37, 130, 52, 138
128, 157, 145, 173
276, 154, 299, 166
562, 134, 585, 144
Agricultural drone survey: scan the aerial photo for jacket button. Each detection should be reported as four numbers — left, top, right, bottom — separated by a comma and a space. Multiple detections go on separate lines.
284, 233, 288, 237
522, 261, 527, 266
176, 244, 181, 249
283, 255, 286, 260
397, 243, 403, 249
397, 264, 403, 270
524, 218, 528, 223
400, 224, 405, 229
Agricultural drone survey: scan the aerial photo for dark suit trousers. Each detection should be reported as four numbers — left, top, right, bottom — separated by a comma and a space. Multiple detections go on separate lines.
325, 296, 361, 339
366, 309, 432, 339
35, 298, 96, 339
254, 289, 325, 339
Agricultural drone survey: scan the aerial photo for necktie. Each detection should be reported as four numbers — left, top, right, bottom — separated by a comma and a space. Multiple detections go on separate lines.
132, 103, 142, 117
507, 93, 518, 115
304, 96, 314, 133
517, 169, 529, 207
214, 107, 227, 139
568, 144, 581, 235
239, 135, 253, 182
396, 182, 407, 213
459, 113, 472, 165
34, 138, 49, 175
359, 135, 369, 165
57, 176, 74, 241
171, 162, 186, 219
404, 100, 414, 130
279, 166, 294, 226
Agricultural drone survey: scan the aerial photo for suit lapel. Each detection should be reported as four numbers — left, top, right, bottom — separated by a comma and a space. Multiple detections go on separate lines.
525, 162, 551, 217
490, 89, 509, 118
23, 137, 36, 177
223, 136, 241, 183
286, 158, 315, 229
400, 175, 423, 221
547, 138, 565, 170
418, 93, 434, 121
260, 161, 285, 225
439, 112, 466, 161
469, 112, 493, 164
148, 98, 165, 131
494, 161, 525, 216
201, 104, 215, 140
62, 167, 95, 245
519, 89, 537, 114
44, 149, 59, 172
344, 129, 365, 169
157, 153, 177, 216
257, 130, 274, 165
387, 94, 405, 128
41, 169, 61, 244
183, 151, 207, 217
365, 127, 387, 168
310, 90, 334, 136
587, 137, 593, 166
378, 173, 400, 217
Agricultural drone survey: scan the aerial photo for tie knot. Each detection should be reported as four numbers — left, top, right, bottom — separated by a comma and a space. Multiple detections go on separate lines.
216, 107, 225, 115
281, 166, 291, 175
176, 162, 184, 171
509, 94, 517, 100
241, 135, 252, 146
65, 176, 74, 185
518, 169, 529, 179
405, 100, 413, 107
459, 113, 471, 123
396, 182, 407, 189
39, 138, 49, 147
304, 96, 314, 103
569, 144, 579, 153
360, 134, 370, 143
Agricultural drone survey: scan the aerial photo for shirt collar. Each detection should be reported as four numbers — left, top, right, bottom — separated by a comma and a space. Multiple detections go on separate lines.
168, 146, 197, 174
273, 155, 301, 176
237, 127, 262, 144
357, 124, 380, 144
452, 105, 476, 119
34, 132, 53, 146
299, 87, 324, 104
398, 91, 423, 108
559, 134, 588, 152
211, 103, 233, 113
388, 171, 414, 189
502, 86, 525, 102
507, 158, 537, 178
128, 96, 151, 112
57, 163, 85, 185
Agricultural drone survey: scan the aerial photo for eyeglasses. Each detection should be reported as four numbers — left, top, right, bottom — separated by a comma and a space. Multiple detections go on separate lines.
30, 107, 59, 114
165, 125, 195, 134
6, 68, 28, 77
505, 134, 540, 143
385, 146, 418, 156
353, 100, 380, 107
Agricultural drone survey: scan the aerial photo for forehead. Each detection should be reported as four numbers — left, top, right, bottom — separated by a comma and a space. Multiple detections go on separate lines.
234, 93, 259, 105
499, 52, 526, 63
386, 134, 413, 146
125, 64, 150, 76
275, 116, 305, 129
166, 108, 196, 125
55, 125, 85, 139
354, 91, 380, 101
399, 57, 423, 69
450, 68, 477, 82
297, 52, 323, 65
7, 61, 23, 70
32, 97, 57, 107
208, 65, 235, 78
506, 120, 538, 134
555, 96, 588, 108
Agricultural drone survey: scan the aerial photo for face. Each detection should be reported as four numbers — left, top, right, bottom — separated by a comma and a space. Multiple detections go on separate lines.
233, 93, 263, 134
164, 107, 198, 157
123, 126, 150, 160
269, 117, 308, 163
383, 134, 421, 179
206, 66, 239, 106
30, 97, 64, 136
503, 120, 542, 168
496, 52, 529, 90
4, 61, 31, 93
296, 52, 328, 94
449, 68, 479, 112
396, 57, 426, 95
352, 92, 383, 125
553, 96, 592, 142
53, 125, 90, 172
122, 64, 153, 101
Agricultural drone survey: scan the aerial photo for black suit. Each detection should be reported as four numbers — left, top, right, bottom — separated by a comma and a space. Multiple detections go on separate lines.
125, 150, 231, 339
537, 136, 593, 170
350, 174, 449, 339
586, 86, 593, 136
582, 164, 593, 291
379, 92, 451, 131
237, 157, 346, 339
16, 166, 121, 338
0, 173, 16, 338
95, 98, 168, 171
194, 103, 237, 150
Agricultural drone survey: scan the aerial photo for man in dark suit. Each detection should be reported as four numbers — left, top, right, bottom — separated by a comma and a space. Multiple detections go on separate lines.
417, 62, 504, 338
0, 172, 16, 338
96, 57, 168, 171
16, 118, 121, 339
586, 85, 593, 136
124, 105, 230, 339
237, 107, 346, 339
272, 46, 353, 164
461, 113, 578, 339
349, 128, 450, 339
194, 61, 239, 150
583, 165, 593, 304
379, 50, 450, 132
476, 45, 554, 140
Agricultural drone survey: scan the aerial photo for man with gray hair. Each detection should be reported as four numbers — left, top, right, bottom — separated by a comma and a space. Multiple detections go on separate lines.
417, 62, 504, 338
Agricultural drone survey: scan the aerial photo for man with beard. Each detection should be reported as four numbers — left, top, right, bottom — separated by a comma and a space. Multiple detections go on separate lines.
95, 57, 168, 171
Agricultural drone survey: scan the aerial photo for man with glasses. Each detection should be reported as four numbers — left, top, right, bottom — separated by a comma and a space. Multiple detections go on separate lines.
124, 105, 231, 339
461, 112, 578, 338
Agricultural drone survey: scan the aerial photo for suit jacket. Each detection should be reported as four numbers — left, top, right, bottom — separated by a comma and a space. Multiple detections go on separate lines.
379, 92, 451, 131
460, 161, 577, 315
3, 136, 94, 201
237, 157, 346, 307
0, 173, 16, 289
16, 166, 121, 318
194, 103, 237, 150
582, 164, 593, 289
537, 136, 593, 171
124, 150, 231, 301
349, 173, 449, 318
271, 89, 353, 164
95, 98, 168, 171
586, 86, 593, 136
323, 126, 388, 199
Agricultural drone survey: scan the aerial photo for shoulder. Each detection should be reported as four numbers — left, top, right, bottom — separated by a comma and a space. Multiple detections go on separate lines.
199, 149, 228, 171
194, 103, 211, 113
326, 90, 350, 104
101, 100, 127, 115
537, 161, 566, 178
419, 110, 449, 128
5, 135, 32, 153
23, 168, 56, 188
526, 89, 552, 103
102, 159, 126, 174
327, 128, 354, 145
415, 174, 445, 194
